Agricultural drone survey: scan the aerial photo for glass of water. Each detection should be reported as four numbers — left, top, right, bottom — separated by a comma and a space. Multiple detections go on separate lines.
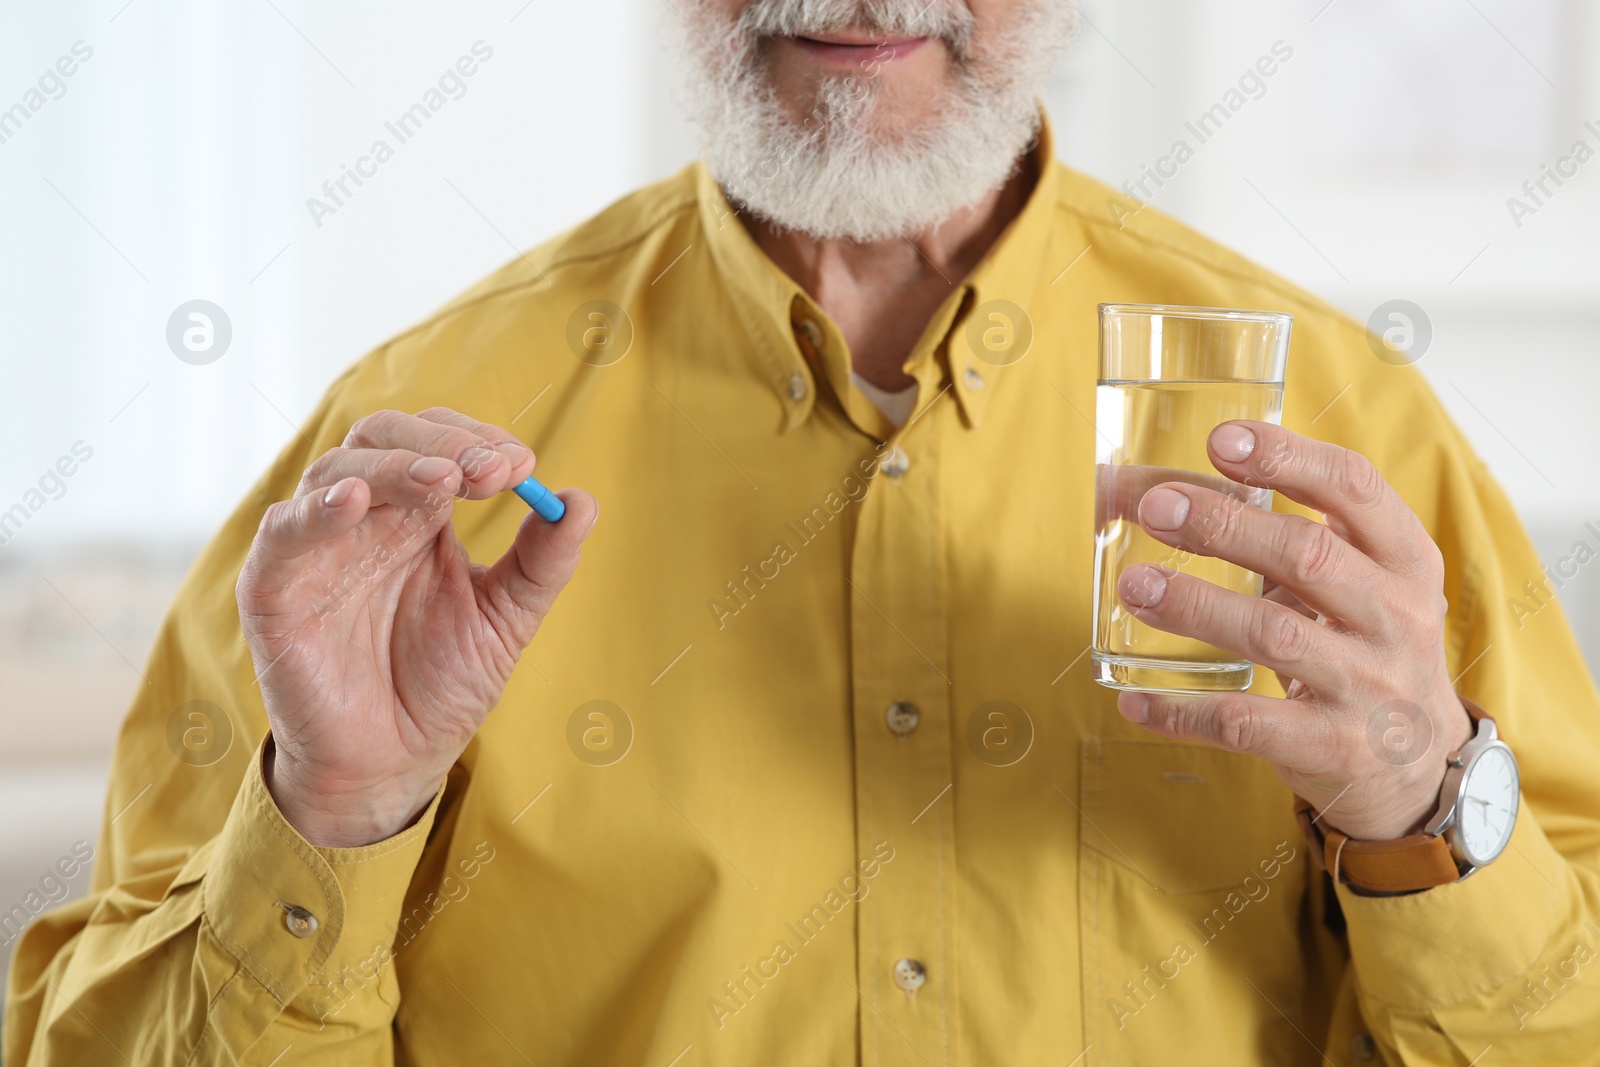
1092, 304, 1292, 694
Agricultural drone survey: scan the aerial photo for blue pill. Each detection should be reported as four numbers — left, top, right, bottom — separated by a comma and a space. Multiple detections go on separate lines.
512, 476, 565, 522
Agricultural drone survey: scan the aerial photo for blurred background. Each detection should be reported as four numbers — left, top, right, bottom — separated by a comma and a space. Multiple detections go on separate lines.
2, 0, 1596, 989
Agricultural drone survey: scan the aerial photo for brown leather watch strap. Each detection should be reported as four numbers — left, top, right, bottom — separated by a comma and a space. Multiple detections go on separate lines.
1320, 828, 1461, 892
1296, 796, 1463, 892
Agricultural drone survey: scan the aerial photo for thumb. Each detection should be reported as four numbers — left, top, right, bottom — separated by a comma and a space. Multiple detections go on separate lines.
482, 487, 599, 648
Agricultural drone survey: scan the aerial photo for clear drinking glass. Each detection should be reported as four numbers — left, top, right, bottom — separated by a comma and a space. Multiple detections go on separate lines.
1092, 304, 1292, 694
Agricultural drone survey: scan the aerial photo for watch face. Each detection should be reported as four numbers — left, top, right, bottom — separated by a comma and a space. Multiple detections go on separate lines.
1456, 743, 1519, 867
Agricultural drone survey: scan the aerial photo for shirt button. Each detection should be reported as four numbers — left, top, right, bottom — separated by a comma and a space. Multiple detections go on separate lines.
278, 902, 319, 938
892, 958, 927, 994
786, 373, 807, 401
885, 701, 920, 736
962, 365, 985, 390
1349, 1034, 1376, 1062
796, 318, 824, 349
880, 446, 910, 480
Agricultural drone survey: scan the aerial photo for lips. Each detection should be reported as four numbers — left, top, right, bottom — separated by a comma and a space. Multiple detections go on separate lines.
788, 34, 931, 63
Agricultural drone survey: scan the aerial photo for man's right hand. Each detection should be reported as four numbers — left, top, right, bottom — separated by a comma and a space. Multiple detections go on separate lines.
236, 408, 597, 847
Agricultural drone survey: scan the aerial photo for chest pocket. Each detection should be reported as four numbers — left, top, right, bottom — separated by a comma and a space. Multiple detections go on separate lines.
1077, 738, 1313, 1064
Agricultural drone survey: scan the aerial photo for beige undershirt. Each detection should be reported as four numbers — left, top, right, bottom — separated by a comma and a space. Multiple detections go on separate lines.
849, 371, 919, 429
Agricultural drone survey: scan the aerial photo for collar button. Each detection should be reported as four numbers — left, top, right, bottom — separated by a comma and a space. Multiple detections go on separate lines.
277, 902, 319, 938
786, 373, 808, 401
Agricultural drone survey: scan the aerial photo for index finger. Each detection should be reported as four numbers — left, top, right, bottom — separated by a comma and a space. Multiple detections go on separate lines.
342, 408, 532, 499
414, 407, 537, 484
1206, 421, 1428, 571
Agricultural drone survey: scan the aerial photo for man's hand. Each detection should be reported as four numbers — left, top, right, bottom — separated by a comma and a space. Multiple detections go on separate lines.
1113, 420, 1473, 841
237, 408, 597, 847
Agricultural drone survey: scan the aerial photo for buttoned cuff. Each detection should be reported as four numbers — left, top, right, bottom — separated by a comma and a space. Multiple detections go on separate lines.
201, 734, 444, 1007
1336, 796, 1566, 1009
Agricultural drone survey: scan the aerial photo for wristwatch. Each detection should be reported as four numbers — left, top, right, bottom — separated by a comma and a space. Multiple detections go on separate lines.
1295, 698, 1520, 894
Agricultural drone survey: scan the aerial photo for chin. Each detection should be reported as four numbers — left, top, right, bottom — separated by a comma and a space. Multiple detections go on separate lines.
781, 78, 950, 146
857, 89, 948, 139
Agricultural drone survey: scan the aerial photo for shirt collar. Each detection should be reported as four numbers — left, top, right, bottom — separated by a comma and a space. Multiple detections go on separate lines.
698, 111, 1063, 437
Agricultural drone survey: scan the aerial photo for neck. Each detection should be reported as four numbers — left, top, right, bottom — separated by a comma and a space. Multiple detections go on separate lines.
746, 151, 1039, 392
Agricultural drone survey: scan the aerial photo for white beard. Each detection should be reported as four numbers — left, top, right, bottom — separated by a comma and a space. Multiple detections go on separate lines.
672, 0, 1077, 242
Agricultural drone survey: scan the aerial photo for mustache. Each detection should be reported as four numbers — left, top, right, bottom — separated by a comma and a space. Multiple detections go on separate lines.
736, 0, 977, 49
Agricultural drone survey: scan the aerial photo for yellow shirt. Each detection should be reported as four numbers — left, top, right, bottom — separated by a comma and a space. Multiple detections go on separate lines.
10, 119, 1600, 1066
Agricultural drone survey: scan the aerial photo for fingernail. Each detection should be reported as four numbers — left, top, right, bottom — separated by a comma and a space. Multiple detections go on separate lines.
324, 478, 354, 507
1119, 564, 1171, 608
1212, 423, 1256, 462
409, 456, 457, 484
1141, 487, 1191, 531
1119, 693, 1151, 724
497, 441, 533, 466
458, 446, 500, 480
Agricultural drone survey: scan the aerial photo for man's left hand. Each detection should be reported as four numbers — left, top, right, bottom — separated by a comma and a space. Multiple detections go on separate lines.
1114, 420, 1474, 841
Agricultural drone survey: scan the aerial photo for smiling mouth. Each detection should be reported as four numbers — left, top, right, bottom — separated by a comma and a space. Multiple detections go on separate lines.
787, 34, 932, 63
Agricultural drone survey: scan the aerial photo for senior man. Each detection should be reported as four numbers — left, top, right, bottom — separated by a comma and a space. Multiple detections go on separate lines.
9, 1, 1600, 1064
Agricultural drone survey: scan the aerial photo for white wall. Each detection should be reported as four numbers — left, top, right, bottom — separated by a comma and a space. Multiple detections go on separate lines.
1, 0, 674, 549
